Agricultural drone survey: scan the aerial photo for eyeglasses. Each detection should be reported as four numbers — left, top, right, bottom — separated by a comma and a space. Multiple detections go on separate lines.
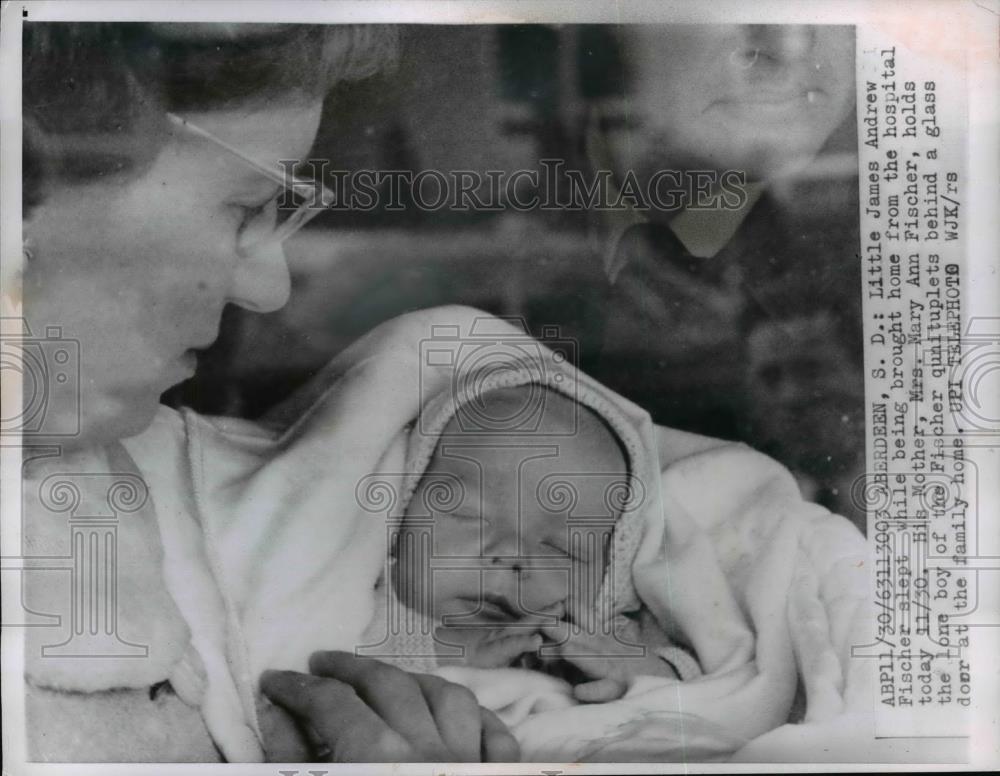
166, 112, 333, 256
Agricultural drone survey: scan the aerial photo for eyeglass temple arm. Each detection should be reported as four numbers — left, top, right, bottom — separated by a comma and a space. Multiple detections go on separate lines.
165, 112, 329, 198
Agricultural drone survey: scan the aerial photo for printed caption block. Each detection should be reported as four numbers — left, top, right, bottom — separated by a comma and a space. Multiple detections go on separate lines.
853, 25, 992, 742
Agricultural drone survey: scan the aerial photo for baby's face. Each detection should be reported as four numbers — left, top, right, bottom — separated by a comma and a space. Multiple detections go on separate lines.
395, 387, 628, 666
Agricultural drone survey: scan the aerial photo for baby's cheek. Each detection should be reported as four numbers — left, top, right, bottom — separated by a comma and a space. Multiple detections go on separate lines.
429, 570, 484, 619
571, 558, 607, 613
520, 570, 571, 613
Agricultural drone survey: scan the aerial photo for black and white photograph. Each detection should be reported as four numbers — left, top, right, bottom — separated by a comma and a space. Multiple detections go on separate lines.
1, 1, 996, 771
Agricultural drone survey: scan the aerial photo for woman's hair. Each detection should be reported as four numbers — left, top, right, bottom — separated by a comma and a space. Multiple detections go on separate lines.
23, 22, 398, 210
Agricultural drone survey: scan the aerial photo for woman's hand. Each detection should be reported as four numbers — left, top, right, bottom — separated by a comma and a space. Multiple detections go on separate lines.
259, 651, 520, 762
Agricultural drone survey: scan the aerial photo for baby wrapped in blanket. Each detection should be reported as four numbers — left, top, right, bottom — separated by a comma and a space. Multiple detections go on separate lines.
48, 306, 870, 762
364, 380, 751, 760
350, 313, 868, 762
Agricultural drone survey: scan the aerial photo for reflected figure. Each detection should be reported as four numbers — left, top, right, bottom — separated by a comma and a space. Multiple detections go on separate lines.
618, 24, 855, 185
582, 24, 862, 525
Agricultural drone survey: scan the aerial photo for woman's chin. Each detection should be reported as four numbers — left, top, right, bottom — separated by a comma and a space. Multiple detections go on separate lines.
59, 392, 163, 449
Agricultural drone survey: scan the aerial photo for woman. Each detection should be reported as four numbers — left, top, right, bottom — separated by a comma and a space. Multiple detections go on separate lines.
17, 20, 878, 766
20, 22, 518, 762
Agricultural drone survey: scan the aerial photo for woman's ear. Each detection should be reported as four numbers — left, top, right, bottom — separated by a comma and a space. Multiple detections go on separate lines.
1, 229, 31, 293
13, 219, 36, 287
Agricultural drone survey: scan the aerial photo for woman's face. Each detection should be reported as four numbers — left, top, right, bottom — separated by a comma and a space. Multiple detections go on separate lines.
23, 100, 324, 446
614, 24, 855, 182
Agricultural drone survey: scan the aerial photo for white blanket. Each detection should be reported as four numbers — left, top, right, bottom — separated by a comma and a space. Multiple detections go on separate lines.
64, 305, 876, 762
428, 443, 870, 761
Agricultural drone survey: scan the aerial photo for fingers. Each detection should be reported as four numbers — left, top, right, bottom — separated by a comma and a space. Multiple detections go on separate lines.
479, 706, 521, 762
468, 632, 543, 669
538, 624, 618, 679
259, 669, 413, 762
539, 622, 614, 655
264, 654, 521, 762
539, 621, 565, 638
539, 622, 569, 651
410, 673, 483, 762
308, 652, 452, 761
573, 677, 627, 704
257, 700, 312, 762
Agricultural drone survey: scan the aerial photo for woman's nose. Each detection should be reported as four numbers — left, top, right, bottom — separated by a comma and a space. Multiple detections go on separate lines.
228, 241, 291, 313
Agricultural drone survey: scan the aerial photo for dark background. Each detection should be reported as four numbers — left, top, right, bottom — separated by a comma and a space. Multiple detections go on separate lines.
165, 25, 865, 530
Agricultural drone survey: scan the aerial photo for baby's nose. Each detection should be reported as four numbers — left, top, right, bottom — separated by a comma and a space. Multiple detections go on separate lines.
488, 568, 572, 614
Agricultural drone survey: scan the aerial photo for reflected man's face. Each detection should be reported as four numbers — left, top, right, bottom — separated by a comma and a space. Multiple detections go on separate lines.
616, 24, 855, 181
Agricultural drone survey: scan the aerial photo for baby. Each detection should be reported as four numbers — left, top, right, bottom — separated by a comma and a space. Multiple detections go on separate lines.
390, 383, 701, 703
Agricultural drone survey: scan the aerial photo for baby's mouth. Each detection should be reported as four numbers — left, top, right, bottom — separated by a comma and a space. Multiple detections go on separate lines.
448, 595, 565, 625
447, 593, 521, 623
